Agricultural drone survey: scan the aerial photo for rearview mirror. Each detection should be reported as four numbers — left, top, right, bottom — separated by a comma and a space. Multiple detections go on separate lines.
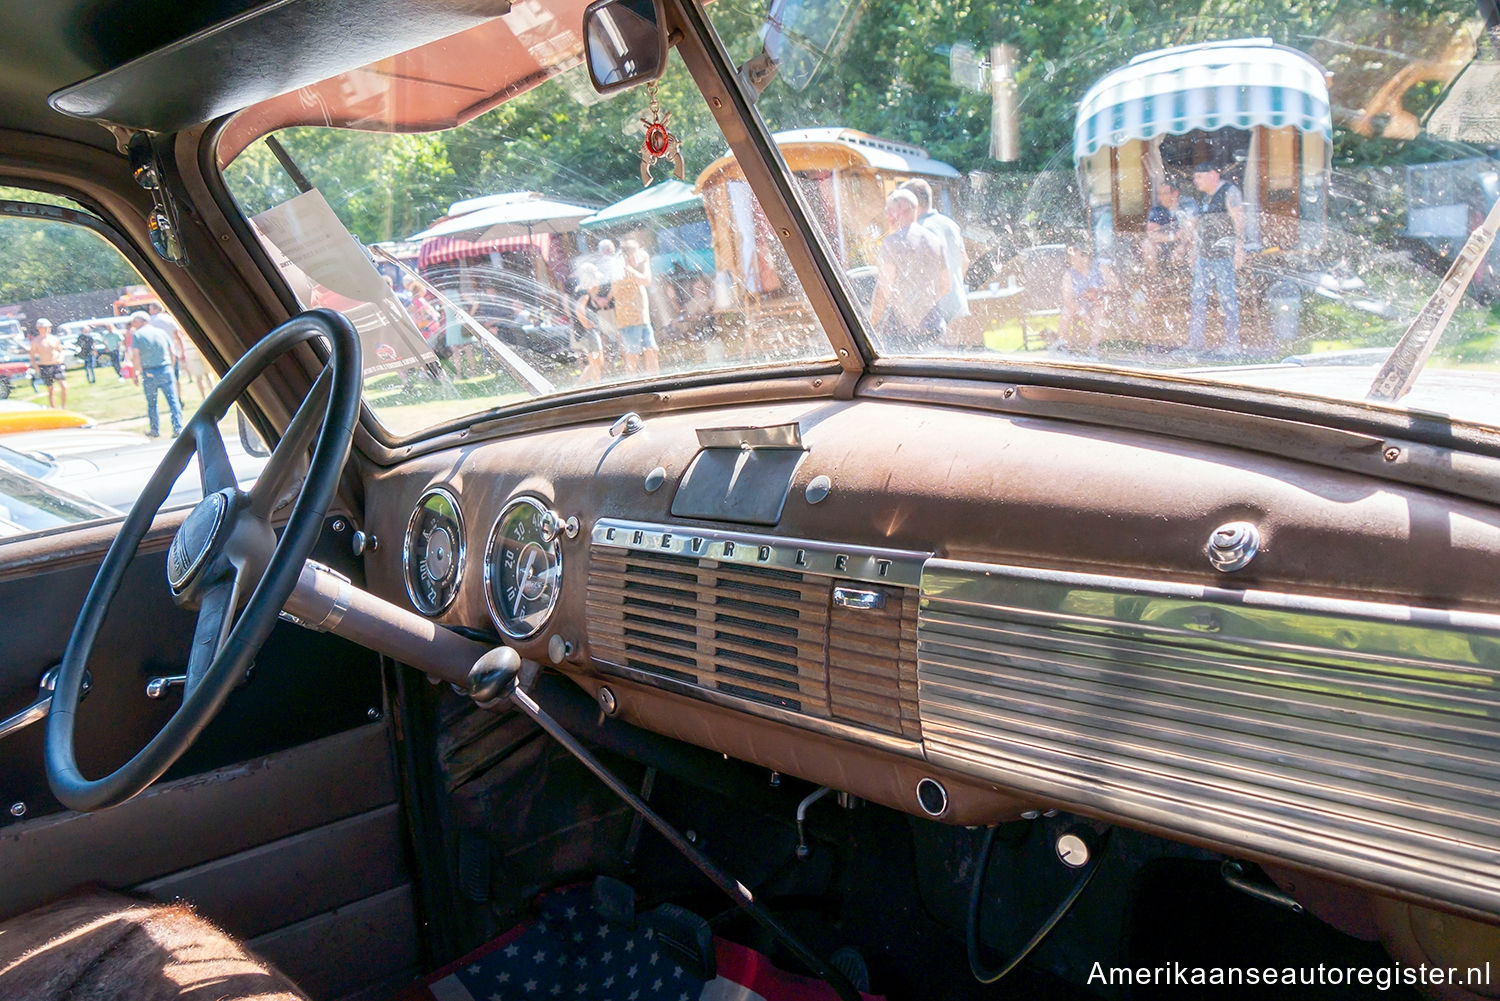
583, 0, 667, 95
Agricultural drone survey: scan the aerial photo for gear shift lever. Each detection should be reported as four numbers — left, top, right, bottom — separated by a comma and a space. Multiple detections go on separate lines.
465, 650, 863, 1001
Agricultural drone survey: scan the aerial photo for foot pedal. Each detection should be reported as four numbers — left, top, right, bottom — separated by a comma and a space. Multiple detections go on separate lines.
456, 832, 490, 903
591, 875, 637, 928
642, 903, 716, 981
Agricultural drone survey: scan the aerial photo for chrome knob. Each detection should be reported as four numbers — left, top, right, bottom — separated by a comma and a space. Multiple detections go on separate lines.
1207, 521, 1260, 572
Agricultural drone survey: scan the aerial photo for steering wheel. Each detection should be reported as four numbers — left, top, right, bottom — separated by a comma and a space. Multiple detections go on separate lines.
45, 309, 362, 812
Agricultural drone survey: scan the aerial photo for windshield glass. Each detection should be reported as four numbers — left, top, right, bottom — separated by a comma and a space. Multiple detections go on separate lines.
220, 21, 836, 438
704, 0, 1500, 427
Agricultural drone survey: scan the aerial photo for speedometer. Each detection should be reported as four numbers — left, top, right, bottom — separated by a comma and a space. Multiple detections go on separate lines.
484, 497, 563, 639
403, 487, 465, 615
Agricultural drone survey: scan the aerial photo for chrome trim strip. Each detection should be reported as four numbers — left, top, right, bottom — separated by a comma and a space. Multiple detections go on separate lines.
595, 661, 926, 761
591, 518, 928, 587
916, 557, 1500, 917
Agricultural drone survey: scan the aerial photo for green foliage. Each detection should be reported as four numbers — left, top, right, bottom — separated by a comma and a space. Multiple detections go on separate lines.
0, 219, 136, 303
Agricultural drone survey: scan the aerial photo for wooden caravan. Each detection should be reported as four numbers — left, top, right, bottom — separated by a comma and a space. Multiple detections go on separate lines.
1072, 39, 1333, 348
697, 129, 960, 309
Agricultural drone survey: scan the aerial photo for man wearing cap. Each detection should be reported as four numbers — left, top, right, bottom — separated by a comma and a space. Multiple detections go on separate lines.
128, 310, 182, 437
28, 318, 66, 408
1186, 159, 1246, 354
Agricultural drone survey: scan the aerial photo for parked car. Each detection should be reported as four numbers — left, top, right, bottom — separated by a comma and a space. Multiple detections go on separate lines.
0, 463, 116, 538
0, 423, 267, 510
4, 3, 1500, 1001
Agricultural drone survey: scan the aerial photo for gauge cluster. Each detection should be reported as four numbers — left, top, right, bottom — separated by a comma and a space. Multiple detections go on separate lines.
401, 487, 565, 642
484, 497, 563, 639
403, 487, 465, 615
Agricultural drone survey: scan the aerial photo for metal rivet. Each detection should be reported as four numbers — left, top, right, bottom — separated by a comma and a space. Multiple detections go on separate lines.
367, 707, 380, 720
780, 228, 791, 238
598, 686, 618, 716
711, 97, 723, 108
838, 348, 849, 357
9, 802, 26, 818
813, 379, 822, 387
331, 519, 346, 532
1002, 387, 1016, 399
564, 516, 580, 539
1383, 446, 1401, 462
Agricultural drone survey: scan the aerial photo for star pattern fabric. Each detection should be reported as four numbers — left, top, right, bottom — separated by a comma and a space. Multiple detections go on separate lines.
406, 886, 877, 1001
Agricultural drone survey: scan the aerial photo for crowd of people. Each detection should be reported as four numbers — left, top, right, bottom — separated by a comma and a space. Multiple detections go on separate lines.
1059, 159, 1248, 356
23, 303, 215, 437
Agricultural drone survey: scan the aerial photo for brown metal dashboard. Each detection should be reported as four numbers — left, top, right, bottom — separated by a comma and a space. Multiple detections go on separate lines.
359, 393, 1500, 923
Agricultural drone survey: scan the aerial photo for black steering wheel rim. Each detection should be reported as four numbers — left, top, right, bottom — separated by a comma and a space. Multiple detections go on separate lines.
45, 308, 362, 812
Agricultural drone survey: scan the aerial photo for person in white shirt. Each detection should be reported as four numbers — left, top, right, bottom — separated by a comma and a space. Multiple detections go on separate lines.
900, 178, 969, 328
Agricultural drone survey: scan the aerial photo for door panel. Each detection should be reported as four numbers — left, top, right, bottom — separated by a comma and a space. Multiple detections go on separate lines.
0, 517, 411, 1000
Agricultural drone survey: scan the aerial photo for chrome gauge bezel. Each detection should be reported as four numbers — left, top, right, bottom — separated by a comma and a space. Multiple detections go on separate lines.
403, 486, 466, 615
483, 496, 563, 640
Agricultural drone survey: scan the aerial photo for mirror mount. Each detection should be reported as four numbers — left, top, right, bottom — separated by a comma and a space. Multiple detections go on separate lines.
583, 0, 669, 96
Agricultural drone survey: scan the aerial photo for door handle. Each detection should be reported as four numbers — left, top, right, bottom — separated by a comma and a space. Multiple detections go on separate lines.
0, 666, 91, 742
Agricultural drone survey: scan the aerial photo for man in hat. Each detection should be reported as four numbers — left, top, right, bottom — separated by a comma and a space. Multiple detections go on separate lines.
128, 310, 182, 437
1186, 159, 1246, 354
28, 318, 66, 408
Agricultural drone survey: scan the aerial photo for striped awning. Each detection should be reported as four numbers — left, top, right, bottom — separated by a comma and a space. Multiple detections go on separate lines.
1073, 39, 1331, 159
418, 233, 550, 269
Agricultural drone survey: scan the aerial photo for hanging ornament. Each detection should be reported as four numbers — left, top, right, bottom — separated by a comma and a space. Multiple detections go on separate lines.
638, 81, 685, 188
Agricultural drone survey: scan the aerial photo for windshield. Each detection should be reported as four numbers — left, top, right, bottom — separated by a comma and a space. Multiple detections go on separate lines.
221, 24, 836, 438
705, 0, 1500, 425
220, 0, 1500, 435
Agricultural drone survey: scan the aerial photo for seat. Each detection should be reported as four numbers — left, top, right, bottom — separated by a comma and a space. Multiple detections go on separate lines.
0, 890, 308, 1001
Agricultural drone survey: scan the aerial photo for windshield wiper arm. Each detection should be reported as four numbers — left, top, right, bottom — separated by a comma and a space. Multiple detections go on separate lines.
1367, 191, 1500, 402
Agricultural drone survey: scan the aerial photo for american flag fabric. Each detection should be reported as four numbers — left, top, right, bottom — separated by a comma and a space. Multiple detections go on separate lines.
400, 887, 880, 1001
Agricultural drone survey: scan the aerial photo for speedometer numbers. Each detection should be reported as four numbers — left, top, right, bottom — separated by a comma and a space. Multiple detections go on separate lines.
403, 487, 465, 615
485, 497, 563, 639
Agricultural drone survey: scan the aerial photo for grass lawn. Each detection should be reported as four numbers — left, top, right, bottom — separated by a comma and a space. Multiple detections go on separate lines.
11, 366, 207, 433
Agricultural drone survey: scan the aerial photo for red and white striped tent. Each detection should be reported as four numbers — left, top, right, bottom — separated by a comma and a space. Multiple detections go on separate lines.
411, 192, 595, 269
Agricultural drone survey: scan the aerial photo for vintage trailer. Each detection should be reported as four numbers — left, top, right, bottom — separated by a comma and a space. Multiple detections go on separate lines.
1072, 38, 1333, 348
697, 128, 960, 319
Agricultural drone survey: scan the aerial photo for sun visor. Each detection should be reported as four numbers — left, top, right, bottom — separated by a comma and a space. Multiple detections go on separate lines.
48, 0, 515, 135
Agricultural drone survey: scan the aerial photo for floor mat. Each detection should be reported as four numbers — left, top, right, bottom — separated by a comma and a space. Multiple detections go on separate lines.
399, 886, 881, 1001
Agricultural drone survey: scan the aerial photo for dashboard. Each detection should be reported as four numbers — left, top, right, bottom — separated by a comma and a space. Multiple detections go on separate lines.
360, 394, 1500, 923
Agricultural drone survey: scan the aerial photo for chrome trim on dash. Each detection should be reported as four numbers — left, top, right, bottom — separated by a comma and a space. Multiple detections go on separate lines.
591, 518, 927, 587
596, 661, 925, 760
916, 557, 1500, 918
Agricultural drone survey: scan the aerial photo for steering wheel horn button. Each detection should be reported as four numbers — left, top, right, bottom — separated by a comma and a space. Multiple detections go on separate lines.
168, 490, 231, 591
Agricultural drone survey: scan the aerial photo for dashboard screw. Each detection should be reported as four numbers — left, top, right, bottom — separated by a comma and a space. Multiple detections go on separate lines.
711, 97, 723, 108
367, 708, 380, 720
9, 802, 25, 818
1383, 446, 1400, 462
331, 519, 346, 533
1003, 387, 1016, 399
598, 686, 618, 716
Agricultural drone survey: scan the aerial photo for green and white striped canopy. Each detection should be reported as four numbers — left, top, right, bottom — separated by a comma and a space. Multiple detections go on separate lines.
1073, 39, 1332, 160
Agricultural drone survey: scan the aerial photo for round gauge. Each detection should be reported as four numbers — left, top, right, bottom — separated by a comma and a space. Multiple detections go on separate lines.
403, 487, 465, 615
484, 497, 563, 639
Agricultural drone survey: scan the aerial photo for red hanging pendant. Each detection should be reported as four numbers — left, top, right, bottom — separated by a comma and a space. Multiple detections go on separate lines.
638, 81, 685, 187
